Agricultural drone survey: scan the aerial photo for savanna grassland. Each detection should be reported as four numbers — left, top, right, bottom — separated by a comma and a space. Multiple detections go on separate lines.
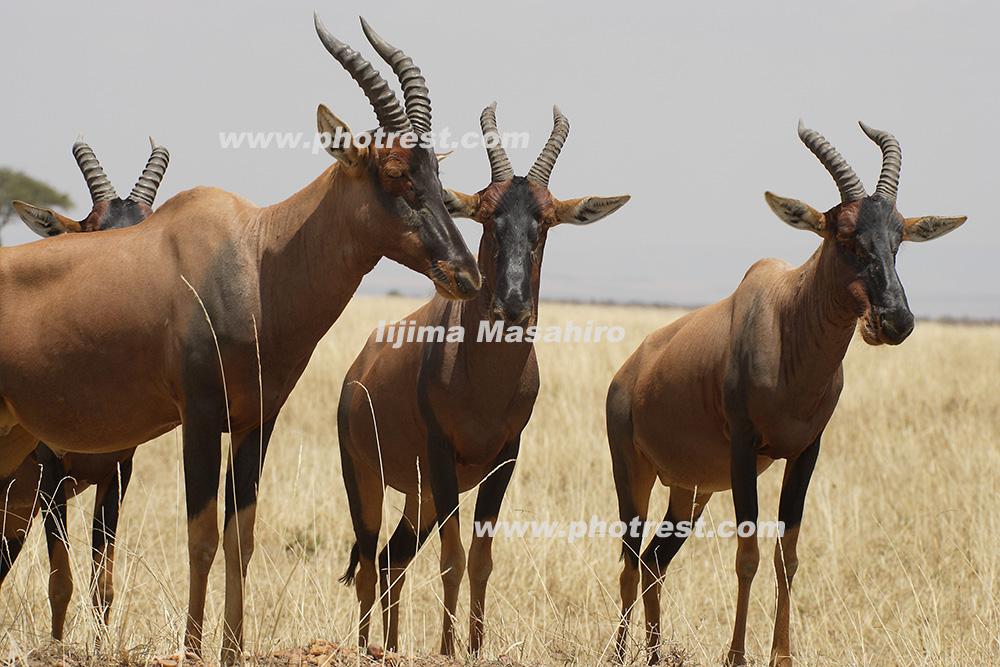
2, 296, 999, 667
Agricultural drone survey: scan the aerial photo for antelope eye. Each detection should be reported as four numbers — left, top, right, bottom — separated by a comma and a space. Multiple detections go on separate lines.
385, 166, 404, 179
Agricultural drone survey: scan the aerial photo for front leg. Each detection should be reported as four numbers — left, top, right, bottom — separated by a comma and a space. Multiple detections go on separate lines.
181, 401, 224, 658
423, 412, 464, 656
221, 415, 278, 667
769, 433, 821, 667
469, 435, 520, 655
726, 426, 762, 667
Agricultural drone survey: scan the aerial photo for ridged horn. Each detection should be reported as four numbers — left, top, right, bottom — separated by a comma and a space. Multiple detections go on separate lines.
128, 137, 170, 206
480, 103, 514, 183
72, 135, 118, 204
314, 12, 411, 134
859, 121, 901, 203
797, 120, 867, 203
526, 106, 570, 188
360, 18, 432, 136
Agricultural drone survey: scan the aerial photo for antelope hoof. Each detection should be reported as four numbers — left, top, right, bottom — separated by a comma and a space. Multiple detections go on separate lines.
769, 653, 793, 667
220, 646, 242, 667
724, 650, 748, 667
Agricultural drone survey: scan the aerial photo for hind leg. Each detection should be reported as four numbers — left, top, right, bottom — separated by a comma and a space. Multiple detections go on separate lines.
1, 446, 43, 585
608, 382, 657, 664
91, 456, 133, 640
36, 445, 73, 641
340, 444, 384, 648
640, 486, 711, 664
379, 493, 436, 652
0, 508, 30, 584
0, 412, 39, 477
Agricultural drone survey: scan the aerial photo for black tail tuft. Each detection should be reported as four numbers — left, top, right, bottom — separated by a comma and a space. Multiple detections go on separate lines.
339, 541, 360, 586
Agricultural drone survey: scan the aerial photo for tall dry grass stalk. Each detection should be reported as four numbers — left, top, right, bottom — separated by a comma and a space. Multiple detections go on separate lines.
2, 296, 998, 666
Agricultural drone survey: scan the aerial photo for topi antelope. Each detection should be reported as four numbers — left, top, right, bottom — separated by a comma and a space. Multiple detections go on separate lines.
338, 103, 629, 655
607, 121, 965, 666
1, 136, 168, 640
13, 136, 169, 236
0, 15, 478, 665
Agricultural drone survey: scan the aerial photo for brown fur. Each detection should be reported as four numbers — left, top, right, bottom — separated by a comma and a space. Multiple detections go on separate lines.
0, 128, 477, 664
339, 143, 628, 655
1, 141, 167, 642
610, 178, 965, 665
338, 189, 543, 656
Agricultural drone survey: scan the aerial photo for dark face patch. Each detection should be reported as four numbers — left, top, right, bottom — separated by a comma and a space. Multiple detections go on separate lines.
367, 139, 477, 299
485, 177, 545, 325
835, 197, 914, 345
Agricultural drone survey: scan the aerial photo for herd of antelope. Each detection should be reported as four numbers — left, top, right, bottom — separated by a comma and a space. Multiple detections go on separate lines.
0, 13, 965, 667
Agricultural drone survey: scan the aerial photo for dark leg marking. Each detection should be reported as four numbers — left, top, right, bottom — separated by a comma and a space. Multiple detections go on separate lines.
221, 415, 279, 666
469, 436, 521, 654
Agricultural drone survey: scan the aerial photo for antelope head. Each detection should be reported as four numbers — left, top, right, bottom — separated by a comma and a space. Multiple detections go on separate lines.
314, 14, 480, 300
765, 120, 966, 346
13, 137, 169, 237
442, 103, 629, 326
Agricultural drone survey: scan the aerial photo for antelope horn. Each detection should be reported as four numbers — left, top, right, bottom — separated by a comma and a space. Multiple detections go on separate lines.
480, 102, 514, 183
128, 137, 170, 207
360, 18, 432, 137
797, 120, 867, 203
72, 135, 118, 203
859, 121, 901, 203
526, 106, 570, 188
314, 12, 411, 134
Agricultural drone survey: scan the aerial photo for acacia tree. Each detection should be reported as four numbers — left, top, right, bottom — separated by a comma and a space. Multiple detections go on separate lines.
0, 168, 73, 244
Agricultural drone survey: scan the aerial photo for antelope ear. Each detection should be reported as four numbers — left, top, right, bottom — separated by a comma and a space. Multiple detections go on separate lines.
765, 192, 826, 236
317, 104, 363, 172
553, 194, 630, 226
442, 188, 481, 220
12, 201, 80, 236
903, 215, 966, 242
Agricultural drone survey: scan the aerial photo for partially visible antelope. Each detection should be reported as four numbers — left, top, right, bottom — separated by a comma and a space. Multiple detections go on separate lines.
12, 137, 169, 237
1, 136, 168, 640
608, 121, 965, 666
339, 103, 629, 655
0, 15, 478, 665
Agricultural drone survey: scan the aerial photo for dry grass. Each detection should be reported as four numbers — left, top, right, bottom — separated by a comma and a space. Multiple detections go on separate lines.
2, 296, 999, 666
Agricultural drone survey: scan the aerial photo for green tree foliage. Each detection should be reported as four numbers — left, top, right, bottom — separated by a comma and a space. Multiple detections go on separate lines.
0, 167, 73, 235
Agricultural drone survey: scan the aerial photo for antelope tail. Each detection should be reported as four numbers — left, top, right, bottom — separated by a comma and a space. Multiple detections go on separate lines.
339, 541, 360, 585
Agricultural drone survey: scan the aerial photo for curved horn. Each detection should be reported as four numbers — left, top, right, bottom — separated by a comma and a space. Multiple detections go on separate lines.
314, 12, 411, 134
360, 18, 432, 136
526, 106, 570, 188
128, 137, 170, 207
480, 103, 514, 183
72, 135, 118, 203
797, 120, 866, 203
859, 121, 901, 203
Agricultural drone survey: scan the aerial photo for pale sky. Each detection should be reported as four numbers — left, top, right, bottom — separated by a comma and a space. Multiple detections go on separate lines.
2, 1, 995, 319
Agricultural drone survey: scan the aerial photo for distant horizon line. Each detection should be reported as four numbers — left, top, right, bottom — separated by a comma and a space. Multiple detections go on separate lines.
372, 290, 1000, 327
